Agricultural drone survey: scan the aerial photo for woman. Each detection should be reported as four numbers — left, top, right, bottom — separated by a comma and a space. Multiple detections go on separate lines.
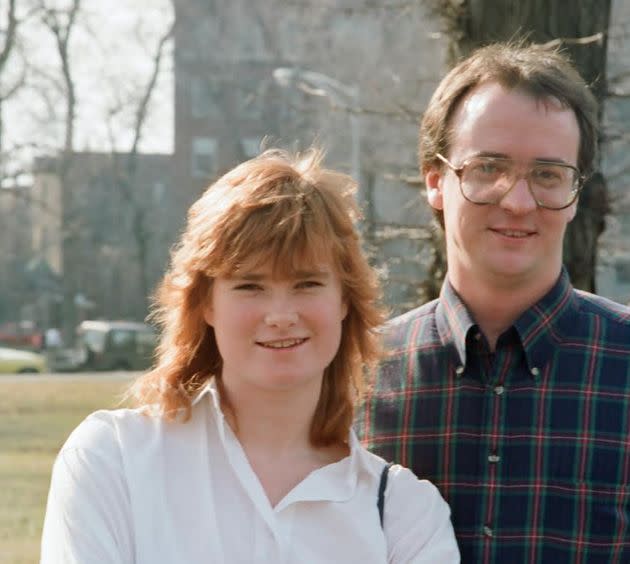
41, 149, 459, 563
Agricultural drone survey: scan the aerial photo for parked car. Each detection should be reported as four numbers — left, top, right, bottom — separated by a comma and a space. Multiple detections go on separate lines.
76, 320, 157, 371
0, 346, 47, 373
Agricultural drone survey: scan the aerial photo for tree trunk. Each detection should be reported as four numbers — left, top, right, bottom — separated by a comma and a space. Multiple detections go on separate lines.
424, 0, 611, 297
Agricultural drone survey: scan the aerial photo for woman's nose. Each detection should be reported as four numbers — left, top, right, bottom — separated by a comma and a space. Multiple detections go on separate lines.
264, 310, 299, 328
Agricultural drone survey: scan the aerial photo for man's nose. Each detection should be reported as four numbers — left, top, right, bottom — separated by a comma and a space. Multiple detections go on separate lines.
498, 176, 538, 214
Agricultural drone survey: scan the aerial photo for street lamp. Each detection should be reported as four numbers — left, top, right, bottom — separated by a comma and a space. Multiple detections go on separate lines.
272, 67, 362, 201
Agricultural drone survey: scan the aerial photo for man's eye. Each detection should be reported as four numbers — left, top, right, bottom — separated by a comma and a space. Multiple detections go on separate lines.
468, 160, 504, 176
479, 163, 498, 174
533, 167, 562, 181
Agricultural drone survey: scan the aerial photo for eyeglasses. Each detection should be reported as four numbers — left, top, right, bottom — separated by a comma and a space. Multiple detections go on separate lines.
436, 153, 584, 210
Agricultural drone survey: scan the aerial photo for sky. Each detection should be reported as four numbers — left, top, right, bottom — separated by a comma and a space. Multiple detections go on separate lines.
3, 0, 174, 169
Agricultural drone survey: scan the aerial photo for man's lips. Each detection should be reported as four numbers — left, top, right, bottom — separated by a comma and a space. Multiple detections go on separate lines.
489, 227, 537, 238
256, 338, 308, 349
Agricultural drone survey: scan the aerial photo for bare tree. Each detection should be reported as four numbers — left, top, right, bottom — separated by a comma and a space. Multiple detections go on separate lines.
109, 19, 174, 308
38, 0, 81, 337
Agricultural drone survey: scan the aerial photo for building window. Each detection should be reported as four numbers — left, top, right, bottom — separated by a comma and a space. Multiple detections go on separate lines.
152, 182, 165, 203
241, 136, 263, 159
191, 138, 217, 178
235, 86, 262, 121
190, 77, 221, 118
615, 260, 630, 284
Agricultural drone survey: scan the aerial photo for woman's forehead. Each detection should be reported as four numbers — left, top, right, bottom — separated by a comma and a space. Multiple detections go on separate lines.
228, 250, 337, 277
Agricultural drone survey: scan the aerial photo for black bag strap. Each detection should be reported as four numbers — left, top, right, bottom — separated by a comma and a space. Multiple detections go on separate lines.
377, 462, 394, 528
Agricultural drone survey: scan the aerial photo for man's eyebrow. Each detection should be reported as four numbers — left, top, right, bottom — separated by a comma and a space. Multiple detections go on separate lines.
474, 151, 510, 159
472, 151, 573, 165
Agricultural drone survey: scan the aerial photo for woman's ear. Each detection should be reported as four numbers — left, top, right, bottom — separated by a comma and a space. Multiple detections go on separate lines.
425, 166, 444, 211
341, 299, 349, 321
202, 303, 213, 327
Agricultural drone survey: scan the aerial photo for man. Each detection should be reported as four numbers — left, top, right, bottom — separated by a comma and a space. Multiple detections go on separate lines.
359, 42, 630, 563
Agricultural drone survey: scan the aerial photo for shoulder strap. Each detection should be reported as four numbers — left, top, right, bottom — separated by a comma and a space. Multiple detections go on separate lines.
377, 462, 394, 528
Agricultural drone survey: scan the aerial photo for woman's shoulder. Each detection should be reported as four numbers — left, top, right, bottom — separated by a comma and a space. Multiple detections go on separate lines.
385, 464, 444, 507
382, 464, 460, 562
60, 408, 152, 457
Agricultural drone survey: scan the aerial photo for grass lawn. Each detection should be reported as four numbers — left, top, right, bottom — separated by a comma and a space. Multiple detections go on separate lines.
0, 375, 134, 564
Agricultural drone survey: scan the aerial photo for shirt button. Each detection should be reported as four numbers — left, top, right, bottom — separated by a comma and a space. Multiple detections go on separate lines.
455, 365, 464, 376
531, 366, 540, 377
494, 385, 505, 395
488, 454, 500, 463
483, 525, 493, 537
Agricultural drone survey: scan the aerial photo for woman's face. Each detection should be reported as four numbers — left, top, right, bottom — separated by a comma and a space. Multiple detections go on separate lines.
203, 260, 348, 398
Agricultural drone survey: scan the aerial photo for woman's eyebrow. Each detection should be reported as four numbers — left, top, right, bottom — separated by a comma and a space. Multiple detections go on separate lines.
230, 272, 265, 281
293, 270, 330, 279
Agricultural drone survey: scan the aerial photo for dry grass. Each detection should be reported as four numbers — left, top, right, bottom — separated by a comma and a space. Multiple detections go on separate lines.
0, 375, 134, 564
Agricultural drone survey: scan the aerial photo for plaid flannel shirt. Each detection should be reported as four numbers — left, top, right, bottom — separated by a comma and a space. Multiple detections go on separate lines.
358, 269, 630, 563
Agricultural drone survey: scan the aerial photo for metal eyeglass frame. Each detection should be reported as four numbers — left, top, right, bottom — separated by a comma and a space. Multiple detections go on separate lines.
435, 153, 584, 210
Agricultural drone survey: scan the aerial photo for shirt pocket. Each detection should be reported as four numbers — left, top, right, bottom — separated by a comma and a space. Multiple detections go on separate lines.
542, 442, 630, 555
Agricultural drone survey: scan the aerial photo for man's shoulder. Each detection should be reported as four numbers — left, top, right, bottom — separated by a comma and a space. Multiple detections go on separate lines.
572, 289, 630, 329
556, 289, 630, 352
380, 298, 441, 353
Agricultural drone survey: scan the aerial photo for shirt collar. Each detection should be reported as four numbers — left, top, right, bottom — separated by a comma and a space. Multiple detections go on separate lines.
437, 268, 576, 378
513, 267, 575, 378
436, 278, 478, 368
191, 378, 377, 506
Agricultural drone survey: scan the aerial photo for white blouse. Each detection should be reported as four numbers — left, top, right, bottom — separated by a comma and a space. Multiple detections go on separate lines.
41, 383, 459, 563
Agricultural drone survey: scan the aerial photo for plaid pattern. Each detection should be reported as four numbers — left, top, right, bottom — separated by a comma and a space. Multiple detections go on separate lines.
358, 269, 630, 563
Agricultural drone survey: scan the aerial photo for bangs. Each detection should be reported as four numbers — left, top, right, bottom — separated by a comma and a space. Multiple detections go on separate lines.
229, 242, 337, 280
209, 187, 348, 279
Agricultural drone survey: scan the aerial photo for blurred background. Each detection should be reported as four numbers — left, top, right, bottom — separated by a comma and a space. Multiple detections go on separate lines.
1, 0, 630, 355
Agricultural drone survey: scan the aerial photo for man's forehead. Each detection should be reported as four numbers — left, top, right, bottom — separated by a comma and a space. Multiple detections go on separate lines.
455, 82, 569, 124
447, 81, 580, 164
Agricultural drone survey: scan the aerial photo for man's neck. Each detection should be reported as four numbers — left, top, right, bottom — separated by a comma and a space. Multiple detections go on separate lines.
448, 266, 561, 351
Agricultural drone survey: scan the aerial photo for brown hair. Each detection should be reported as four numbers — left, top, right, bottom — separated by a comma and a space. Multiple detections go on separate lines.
420, 41, 598, 225
131, 148, 385, 447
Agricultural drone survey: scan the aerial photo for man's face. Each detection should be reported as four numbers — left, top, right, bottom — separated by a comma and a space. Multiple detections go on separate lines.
425, 82, 580, 292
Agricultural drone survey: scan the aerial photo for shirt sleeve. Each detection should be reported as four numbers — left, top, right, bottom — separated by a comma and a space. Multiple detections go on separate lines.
383, 464, 460, 563
40, 415, 135, 564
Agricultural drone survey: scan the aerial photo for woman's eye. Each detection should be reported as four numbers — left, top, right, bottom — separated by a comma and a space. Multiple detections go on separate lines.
297, 280, 323, 289
234, 283, 262, 291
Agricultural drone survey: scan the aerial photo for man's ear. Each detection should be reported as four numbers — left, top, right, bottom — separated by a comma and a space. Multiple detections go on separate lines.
567, 198, 578, 223
425, 166, 444, 211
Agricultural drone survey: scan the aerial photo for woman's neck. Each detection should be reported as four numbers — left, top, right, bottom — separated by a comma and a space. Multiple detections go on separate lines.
220, 379, 348, 506
222, 379, 319, 453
